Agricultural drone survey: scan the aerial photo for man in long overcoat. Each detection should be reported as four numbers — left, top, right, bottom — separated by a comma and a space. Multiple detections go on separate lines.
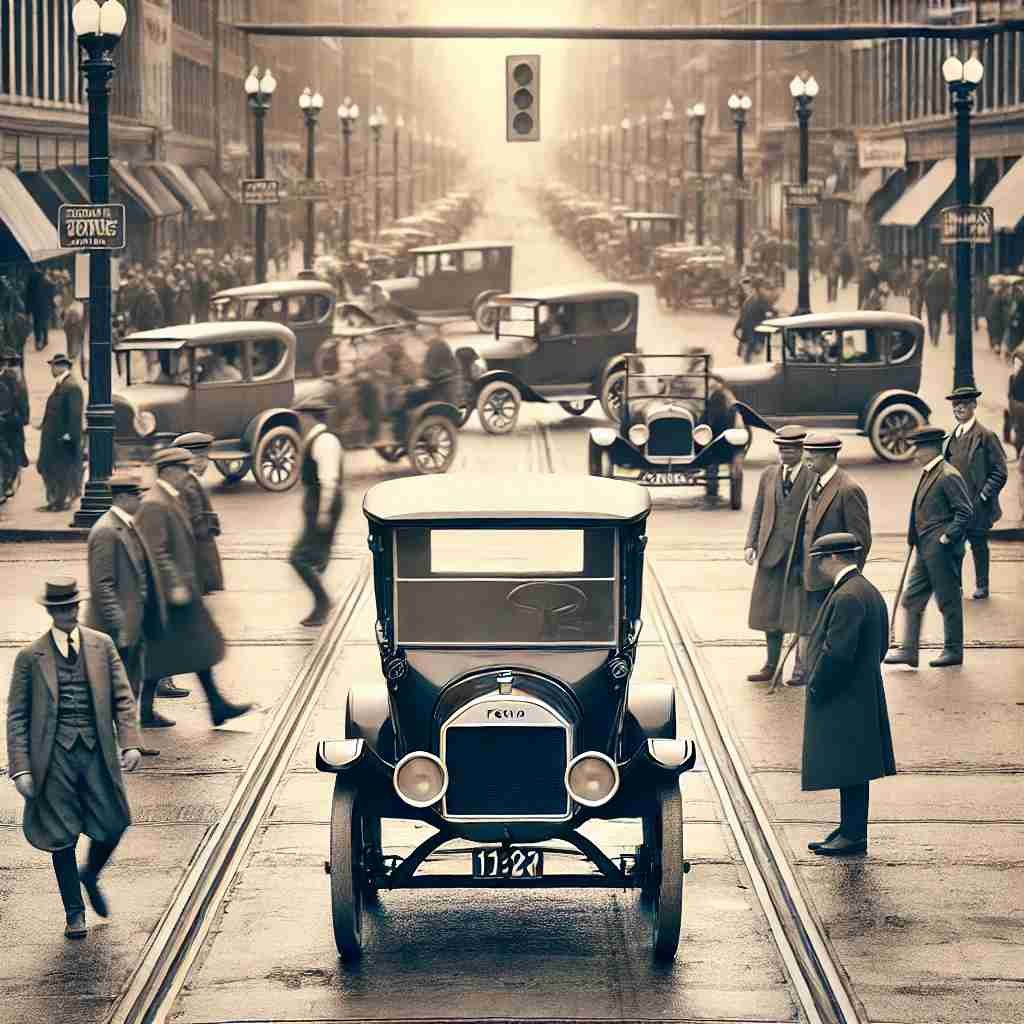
0, 347, 29, 495
923, 259, 952, 346
6, 577, 142, 937
37, 352, 83, 512
134, 447, 251, 729
801, 534, 896, 857
743, 425, 815, 681
172, 432, 224, 595
942, 386, 1007, 599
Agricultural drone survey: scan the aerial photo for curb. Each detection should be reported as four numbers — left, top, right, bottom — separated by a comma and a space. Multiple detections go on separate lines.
0, 527, 89, 542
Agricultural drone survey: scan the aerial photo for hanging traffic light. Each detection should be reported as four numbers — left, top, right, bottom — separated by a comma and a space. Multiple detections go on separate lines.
506, 55, 540, 141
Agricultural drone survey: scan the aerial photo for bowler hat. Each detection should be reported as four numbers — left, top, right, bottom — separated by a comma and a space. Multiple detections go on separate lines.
37, 577, 88, 607
907, 425, 947, 447
773, 424, 807, 447
946, 385, 982, 402
802, 432, 842, 452
151, 446, 193, 468
47, 352, 72, 367
172, 431, 214, 451
809, 532, 862, 559
108, 472, 147, 495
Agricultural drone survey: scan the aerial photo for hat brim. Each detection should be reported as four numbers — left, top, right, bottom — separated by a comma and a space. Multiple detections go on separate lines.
810, 547, 860, 558
37, 591, 88, 607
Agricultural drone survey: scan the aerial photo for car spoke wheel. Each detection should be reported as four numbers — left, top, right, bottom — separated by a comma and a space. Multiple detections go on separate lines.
600, 370, 627, 424
477, 381, 521, 435
473, 300, 498, 333
869, 403, 925, 462
253, 425, 302, 492
559, 399, 595, 416
407, 416, 457, 474
213, 457, 251, 484
330, 779, 364, 960
644, 782, 684, 963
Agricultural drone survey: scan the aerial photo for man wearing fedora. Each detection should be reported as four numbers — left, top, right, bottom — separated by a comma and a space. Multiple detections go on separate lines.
788, 433, 872, 686
743, 425, 815, 681
172, 432, 224, 595
6, 577, 142, 937
943, 386, 1007, 600
36, 351, 83, 512
801, 533, 896, 856
886, 425, 974, 668
134, 447, 252, 729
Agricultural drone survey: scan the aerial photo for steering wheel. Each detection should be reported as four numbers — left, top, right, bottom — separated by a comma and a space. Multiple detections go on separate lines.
507, 582, 587, 641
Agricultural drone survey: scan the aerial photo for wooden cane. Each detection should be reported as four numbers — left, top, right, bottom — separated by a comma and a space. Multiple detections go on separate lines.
768, 633, 800, 695
890, 543, 915, 648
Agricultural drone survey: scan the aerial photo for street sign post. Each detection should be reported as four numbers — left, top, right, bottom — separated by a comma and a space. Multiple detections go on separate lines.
241, 178, 281, 205
784, 183, 822, 208
940, 204, 993, 245
293, 178, 332, 201
58, 203, 126, 250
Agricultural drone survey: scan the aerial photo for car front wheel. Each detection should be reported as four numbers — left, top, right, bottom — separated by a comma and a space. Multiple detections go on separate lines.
407, 415, 458, 474
252, 425, 302, 491
600, 370, 627, 424
559, 399, 594, 416
477, 381, 522, 434
329, 779, 364, 961
869, 403, 926, 462
213, 457, 252, 484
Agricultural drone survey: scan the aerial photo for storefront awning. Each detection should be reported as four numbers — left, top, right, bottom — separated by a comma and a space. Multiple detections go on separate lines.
983, 157, 1024, 232
880, 159, 955, 227
110, 159, 164, 219
0, 168, 68, 263
17, 170, 68, 221
133, 165, 184, 219
151, 163, 214, 219
191, 167, 232, 210
856, 168, 886, 205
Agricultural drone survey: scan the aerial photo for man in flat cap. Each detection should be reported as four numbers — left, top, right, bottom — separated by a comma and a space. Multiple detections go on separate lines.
943, 386, 1007, 600
801, 533, 896, 856
744, 425, 815, 681
172, 432, 224, 596
36, 352, 83, 512
6, 577, 142, 937
788, 433, 872, 685
886, 425, 973, 668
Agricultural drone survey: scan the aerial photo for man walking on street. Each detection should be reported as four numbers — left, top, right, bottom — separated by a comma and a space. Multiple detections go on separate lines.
24, 267, 54, 352
37, 352, 83, 512
743, 425, 815, 681
6, 577, 142, 938
924, 259, 952, 347
801, 534, 896, 857
0, 347, 29, 496
172, 432, 224, 595
942, 386, 1007, 600
886, 426, 974, 669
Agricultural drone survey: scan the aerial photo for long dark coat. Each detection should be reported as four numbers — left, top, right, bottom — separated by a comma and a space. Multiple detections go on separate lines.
6, 627, 141, 851
0, 369, 29, 467
37, 374, 83, 489
801, 570, 896, 791
134, 482, 225, 679
178, 472, 224, 594
796, 468, 872, 592
943, 422, 1008, 532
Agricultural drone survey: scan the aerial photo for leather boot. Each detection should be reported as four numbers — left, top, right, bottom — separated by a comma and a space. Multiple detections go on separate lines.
884, 609, 922, 668
930, 600, 964, 667
140, 678, 176, 728
197, 669, 254, 727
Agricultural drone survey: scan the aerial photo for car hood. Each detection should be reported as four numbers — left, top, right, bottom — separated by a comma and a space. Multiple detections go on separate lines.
113, 383, 190, 436
716, 361, 780, 385
471, 335, 536, 361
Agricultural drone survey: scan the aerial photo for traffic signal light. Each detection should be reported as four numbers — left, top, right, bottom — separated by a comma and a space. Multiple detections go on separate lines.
506, 55, 540, 141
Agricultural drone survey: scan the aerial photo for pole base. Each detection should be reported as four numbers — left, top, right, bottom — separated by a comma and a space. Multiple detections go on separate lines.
71, 481, 112, 529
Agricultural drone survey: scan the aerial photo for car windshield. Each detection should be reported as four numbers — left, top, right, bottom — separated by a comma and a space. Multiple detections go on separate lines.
393, 526, 618, 646
625, 353, 708, 400
497, 304, 537, 338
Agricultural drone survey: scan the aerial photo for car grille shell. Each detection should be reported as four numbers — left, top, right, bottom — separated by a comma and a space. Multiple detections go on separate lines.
645, 412, 694, 461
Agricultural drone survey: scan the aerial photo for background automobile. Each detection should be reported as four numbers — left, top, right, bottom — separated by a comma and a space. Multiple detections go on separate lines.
317, 474, 696, 963
619, 212, 684, 280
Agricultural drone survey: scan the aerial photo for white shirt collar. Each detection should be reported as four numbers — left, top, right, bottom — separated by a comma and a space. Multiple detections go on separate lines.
955, 417, 976, 437
782, 462, 801, 479
817, 464, 837, 488
111, 505, 134, 527
55, 370, 70, 386
157, 478, 180, 499
50, 625, 81, 659
923, 453, 943, 473
834, 564, 858, 586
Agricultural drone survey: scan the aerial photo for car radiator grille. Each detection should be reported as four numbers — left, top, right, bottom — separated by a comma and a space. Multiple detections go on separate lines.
647, 418, 694, 457
444, 725, 569, 818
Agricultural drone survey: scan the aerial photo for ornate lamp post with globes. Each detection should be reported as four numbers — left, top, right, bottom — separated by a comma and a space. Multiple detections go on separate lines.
408, 117, 417, 213
368, 106, 386, 239
70, 0, 127, 527
392, 114, 404, 222
619, 115, 631, 206
244, 66, 277, 283
687, 102, 706, 245
728, 91, 752, 268
789, 71, 819, 315
337, 97, 359, 259
298, 86, 324, 270
660, 98, 674, 213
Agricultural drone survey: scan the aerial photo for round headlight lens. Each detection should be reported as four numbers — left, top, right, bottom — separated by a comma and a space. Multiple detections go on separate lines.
627, 423, 649, 446
565, 752, 620, 808
693, 423, 713, 446
394, 752, 448, 808
133, 410, 156, 436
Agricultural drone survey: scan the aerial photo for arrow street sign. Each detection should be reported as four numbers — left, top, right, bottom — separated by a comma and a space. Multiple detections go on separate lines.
293, 178, 332, 201
58, 203, 126, 250
940, 204, 993, 245
241, 178, 281, 205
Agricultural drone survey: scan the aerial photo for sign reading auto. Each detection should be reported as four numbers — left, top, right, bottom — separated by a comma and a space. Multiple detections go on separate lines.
58, 204, 126, 250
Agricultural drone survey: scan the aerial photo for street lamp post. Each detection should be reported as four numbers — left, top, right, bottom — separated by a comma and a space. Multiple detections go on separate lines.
790, 72, 819, 315
602, 125, 612, 202
337, 97, 359, 259
244, 66, 277, 282
70, 0, 127, 528
368, 106, 386, 238
943, 53, 985, 391
728, 91, 752, 269
620, 116, 630, 205
408, 118, 416, 213
641, 114, 651, 209
687, 102, 706, 244
660, 98, 674, 213
393, 114, 404, 222
298, 86, 324, 271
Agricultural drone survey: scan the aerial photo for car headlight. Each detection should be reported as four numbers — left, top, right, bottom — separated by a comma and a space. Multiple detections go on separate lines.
591, 427, 617, 447
565, 752, 620, 808
133, 410, 156, 437
393, 752, 448, 808
725, 427, 750, 447
627, 423, 649, 446
693, 423, 713, 446
469, 356, 487, 380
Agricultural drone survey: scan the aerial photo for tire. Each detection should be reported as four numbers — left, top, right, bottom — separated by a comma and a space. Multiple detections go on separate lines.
213, 457, 252, 484
407, 415, 458, 474
645, 782, 684, 963
868, 402, 926, 463
729, 454, 744, 511
375, 444, 406, 463
599, 370, 627, 424
559, 399, 594, 416
477, 381, 521, 435
252, 425, 302, 491
472, 294, 499, 333
330, 779, 364, 961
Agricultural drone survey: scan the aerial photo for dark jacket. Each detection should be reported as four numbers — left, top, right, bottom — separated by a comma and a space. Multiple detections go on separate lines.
801, 569, 896, 791
746, 463, 815, 569
924, 267, 953, 312
177, 471, 224, 594
797, 468, 872, 592
37, 374, 83, 478
907, 460, 973, 548
943, 422, 1008, 531
24, 270, 54, 319
734, 295, 776, 346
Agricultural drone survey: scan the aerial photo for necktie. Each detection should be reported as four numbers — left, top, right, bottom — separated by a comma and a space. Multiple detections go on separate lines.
782, 468, 792, 497
67, 633, 77, 663
812, 480, 823, 500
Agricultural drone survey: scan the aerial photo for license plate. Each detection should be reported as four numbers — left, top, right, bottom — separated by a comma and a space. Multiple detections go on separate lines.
639, 471, 692, 485
471, 848, 544, 878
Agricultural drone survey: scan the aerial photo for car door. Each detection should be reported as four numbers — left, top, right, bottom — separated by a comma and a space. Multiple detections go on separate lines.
525, 303, 580, 386
782, 327, 841, 417
193, 341, 251, 440
834, 327, 885, 419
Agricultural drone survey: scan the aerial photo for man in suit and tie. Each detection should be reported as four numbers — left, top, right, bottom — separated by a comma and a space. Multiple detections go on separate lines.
943, 386, 1007, 599
6, 578, 141, 938
743, 425, 815, 681
789, 433, 872, 686
886, 425, 974, 668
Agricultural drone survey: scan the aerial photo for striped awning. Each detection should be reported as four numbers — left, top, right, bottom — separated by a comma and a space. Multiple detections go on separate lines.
983, 157, 1024, 232
110, 160, 165, 219
0, 168, 67, 263
191, 167, 232, 210
151, 163, 214, 219
880, 159, 955, 228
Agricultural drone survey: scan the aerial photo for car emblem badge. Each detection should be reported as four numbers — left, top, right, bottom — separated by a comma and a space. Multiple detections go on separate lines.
497, 672, 514, 695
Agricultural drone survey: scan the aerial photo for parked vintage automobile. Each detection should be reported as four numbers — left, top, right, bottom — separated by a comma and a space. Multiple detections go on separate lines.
452, 286, 639, 433
210, 279, 341, 378
340, 241, 514, 333
113, 321, 316, 491
317, 473, 696, 962
619, 212, 683, 280
588, 353, 751, 508
719, 311, 931, 462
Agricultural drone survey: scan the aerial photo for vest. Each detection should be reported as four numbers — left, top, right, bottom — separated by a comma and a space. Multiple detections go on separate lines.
761, 469, 806, 566
944, 428, 972, 478
53, 637, 97, 751
301, 426, 342, 491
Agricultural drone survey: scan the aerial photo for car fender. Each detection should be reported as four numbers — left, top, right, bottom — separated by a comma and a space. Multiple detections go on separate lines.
732, 400, 774, 433
861, 389, 931, 430
345, 682, 391, 747
627, 681, 676, 739
598, 353, 630, 388
407, 400, 463, 429
242, 408, 302, 451
475, 368, 532, 397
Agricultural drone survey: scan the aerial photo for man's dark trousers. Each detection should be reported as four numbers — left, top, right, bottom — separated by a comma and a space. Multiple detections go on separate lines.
840, 783, 869, 841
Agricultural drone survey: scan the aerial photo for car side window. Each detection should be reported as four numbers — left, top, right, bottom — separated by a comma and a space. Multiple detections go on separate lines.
463, 250, 484, 272
246, 298, 284, 322
439, 251, 460, 273
600, 298, 633, 332
573, 301, 605, 335
485, 248, 505, 270
416, 253, 438, 277
537, 303, 574, 338
839, 328, 881, 364
887, 329, 917, 363
785, 329, 834, 364
195, 343, 245, 384
251, 338, 287, 379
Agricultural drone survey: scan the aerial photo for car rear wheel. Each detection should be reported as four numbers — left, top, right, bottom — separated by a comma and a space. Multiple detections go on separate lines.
559, 399, 595, 416
729, 454, 744, 510
472, 293, 499, 333
329, 779, 364, 961
407, 415, 458, 474
252, 425, 302, 491
642, 781, 684, 962
477, 381, 521, 434
869, 403, 926, 462
599, 370, 627, 424
213, 457, 251, 484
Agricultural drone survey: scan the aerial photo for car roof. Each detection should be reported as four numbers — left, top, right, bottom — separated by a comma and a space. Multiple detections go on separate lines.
625, 211, 682, 220
212, 279, 336, 300
760, 311, 924, 331
117, 320, 296, 351
408, 241, 514, 254
495, 284, 637, 305
363, 474, 651, 525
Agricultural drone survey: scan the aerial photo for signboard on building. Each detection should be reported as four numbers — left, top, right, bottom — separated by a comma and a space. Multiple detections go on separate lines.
940, 205, 993, 245
858, 137, 907, 169
241, 179, 281, 205
784, 183, 822, 208
293, 179, 332, 201
58, 204, 126, 250
141, 1, 172, 130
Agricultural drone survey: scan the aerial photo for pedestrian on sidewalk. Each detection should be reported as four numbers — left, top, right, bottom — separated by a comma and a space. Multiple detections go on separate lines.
801, 533, 896, 858
743, 425, 815, 682
36, 352, 83, 512
943, 386, 1007, 600
172, 432, 224, 595
924, 259, 952, 347
24, 267, 54, 352
0, 347, 30, 496
886, 426, 973, 669
1008, 349, 1024, 457
6, 577, 142, 938
908, 258, 927, 320
134, 448, 252, 729
986, 278, 1010, 355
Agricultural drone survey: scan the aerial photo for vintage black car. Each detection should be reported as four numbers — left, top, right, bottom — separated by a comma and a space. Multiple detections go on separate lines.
619, 212, 683, 280
453, 286, 639, 434
588, 353, 752, 508
317, 474, 696, 962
